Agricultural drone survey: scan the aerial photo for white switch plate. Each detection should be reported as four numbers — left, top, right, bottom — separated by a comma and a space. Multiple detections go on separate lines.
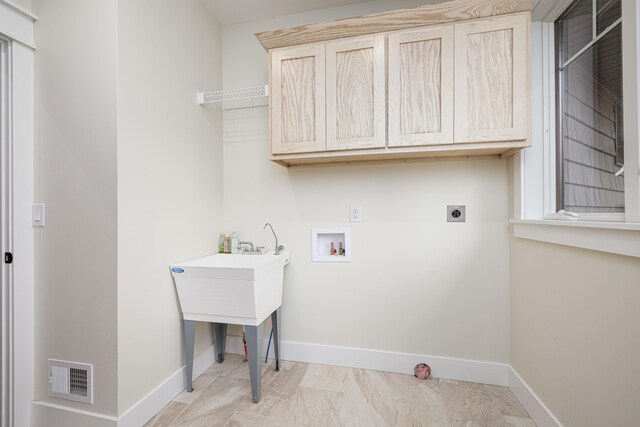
350, 206, 362, 223
32, 203, 45, 227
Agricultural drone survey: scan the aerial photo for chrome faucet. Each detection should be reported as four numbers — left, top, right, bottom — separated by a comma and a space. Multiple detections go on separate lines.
264, 223, 284, 255
239, 241, 254, 252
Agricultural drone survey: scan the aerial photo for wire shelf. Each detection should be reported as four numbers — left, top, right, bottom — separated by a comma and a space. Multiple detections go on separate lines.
197, 85, 269, 110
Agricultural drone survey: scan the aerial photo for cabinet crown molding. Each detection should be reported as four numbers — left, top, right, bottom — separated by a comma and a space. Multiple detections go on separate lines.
255, 0, 531, 51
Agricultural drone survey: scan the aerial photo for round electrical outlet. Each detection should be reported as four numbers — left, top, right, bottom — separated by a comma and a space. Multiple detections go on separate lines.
447, 205, 466, 222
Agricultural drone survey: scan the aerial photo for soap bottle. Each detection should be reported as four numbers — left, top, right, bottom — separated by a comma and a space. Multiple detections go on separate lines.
224, 233, 231, 254
339, 241, 343, 256
330, 242, 335, 255
218, 233, 225, 253
231, 232, 239, 254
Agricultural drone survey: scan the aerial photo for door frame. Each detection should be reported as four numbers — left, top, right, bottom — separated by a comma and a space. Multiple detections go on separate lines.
0, 2, 36, 426
0, 34, 13, 427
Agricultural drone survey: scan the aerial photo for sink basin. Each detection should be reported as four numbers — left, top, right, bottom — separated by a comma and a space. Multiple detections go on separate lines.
170, 252, 289, 326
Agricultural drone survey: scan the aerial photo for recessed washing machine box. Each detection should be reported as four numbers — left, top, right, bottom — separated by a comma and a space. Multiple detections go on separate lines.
311, 227, 351, 262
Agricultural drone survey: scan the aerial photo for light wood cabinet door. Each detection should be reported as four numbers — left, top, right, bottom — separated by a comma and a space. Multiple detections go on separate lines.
454, 13, 529, 143
388, 26, 454, 147
326, 35, 385, 151
270, 44, 325, 154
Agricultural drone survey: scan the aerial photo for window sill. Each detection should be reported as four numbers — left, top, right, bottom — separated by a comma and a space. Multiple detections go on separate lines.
511, 219, 640, 258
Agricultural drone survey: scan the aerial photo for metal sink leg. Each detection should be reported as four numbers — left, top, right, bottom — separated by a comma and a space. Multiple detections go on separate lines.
214, 323, 227, 363
183, 320, 196, 392
245, 323, 264, 403
271, 308, 281, 371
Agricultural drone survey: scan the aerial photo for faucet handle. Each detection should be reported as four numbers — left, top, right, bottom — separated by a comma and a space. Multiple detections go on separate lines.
256, 246, 265, 254
239, 241, 254, 252
276, 245, 285, 254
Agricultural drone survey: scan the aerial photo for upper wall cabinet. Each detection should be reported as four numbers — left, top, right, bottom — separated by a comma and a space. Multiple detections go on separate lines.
258, 0, 532, 166
270, 44, 325, 154
326, 35, 386, 151
388, 25, 454, 147
454, 13, 529, 143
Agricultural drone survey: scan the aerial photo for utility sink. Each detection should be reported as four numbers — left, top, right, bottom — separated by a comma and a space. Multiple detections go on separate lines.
171, 251, 290, 403
170, 252, 290, 326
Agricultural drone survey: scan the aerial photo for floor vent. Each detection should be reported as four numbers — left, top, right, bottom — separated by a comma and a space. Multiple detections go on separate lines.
48, 359, 93, 404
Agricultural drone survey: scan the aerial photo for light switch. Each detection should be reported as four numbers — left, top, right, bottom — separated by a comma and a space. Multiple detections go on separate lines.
32, 203, 45, 227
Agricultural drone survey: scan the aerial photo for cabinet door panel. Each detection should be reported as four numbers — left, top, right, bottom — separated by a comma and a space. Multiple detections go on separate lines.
336, 48, 374, 139
271, 45, 325, 154
389, 25, 454, 146
326, 35, 385, 151
454, 13, 529, 143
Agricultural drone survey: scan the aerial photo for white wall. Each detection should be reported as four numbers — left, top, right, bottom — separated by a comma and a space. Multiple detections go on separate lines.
10, 0, 31, 12
32, 0, 224, 419
222, 0, 510, 365
32, 0, 119, 416
510, 238, 640, 427
116, 0, 223, 414
508, 3, 640, 425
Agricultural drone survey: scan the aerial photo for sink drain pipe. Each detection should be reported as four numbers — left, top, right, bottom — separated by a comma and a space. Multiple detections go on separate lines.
265, 328, 273, 363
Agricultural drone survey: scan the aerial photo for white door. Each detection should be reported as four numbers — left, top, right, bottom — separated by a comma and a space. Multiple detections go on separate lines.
0, 6, 35, 425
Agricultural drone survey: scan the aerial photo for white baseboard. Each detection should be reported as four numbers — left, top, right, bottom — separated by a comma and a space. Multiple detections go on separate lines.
285, 340, 510, 386
225, 336, 509, 386
508, 367, 564, 427
118, 344, 216, 427
35, 341, 562, 427
31, 401, 118, 427
31, 345, 217, 427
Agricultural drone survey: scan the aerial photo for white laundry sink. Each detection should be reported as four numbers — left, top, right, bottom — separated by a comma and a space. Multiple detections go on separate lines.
170, 252, 290, 326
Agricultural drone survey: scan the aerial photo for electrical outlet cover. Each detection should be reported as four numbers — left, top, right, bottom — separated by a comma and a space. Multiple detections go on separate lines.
447, 205, 466, 222
350, 206, 362, 223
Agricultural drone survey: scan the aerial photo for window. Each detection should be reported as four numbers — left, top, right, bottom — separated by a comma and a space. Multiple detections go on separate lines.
512, 0, 640, 258
555, 0, 623, 214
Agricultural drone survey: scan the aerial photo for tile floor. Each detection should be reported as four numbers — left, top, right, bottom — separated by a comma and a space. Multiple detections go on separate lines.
145, 354, 535, 427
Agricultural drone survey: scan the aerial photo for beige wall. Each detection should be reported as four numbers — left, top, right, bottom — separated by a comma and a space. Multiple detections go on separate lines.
222, 0, 510, 364
12, 0, 31, 12
510, 238, 640, 427
32, 0, 119, 416
32, 0, 223, 417
116, 0, 223, 414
